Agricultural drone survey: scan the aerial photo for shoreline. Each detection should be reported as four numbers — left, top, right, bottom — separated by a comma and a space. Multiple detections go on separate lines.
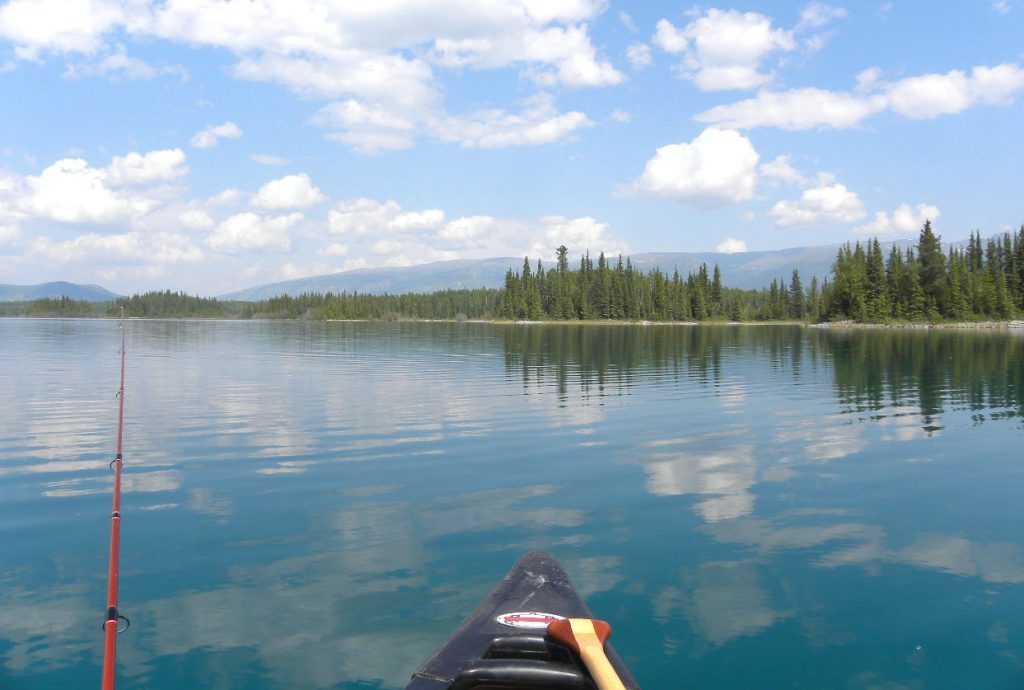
809, 319, 1024, 330
4, 314, 1024, 330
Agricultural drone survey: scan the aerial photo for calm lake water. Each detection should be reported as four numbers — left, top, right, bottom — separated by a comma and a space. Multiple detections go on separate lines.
1, 319, 1023, 690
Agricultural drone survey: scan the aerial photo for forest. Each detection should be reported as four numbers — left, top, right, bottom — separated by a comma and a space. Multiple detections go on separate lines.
3, 223, 1022, 323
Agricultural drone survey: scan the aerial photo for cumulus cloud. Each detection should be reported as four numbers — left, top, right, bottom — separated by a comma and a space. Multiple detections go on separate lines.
696, 63, 1024, 129
189, 122, 243, 149
30, 231, 202, 263
854, 203, 941, 237
18, 158, 156, 223
716, 238, 748, 253
760, 155, 806, 185
529, 215, 625, 259
627, 128, 760, 207
1, 1, 621, 154
178, 209, 214, 230
329, 199, 446, 236
770, 175, 866, 227
106, 148, 188, 186
207, 212, 302, 253
252, 174, 325, 210
0, 149, 190, 228
0, 0, 133, 59
653, 9, 796, 90
322, 196, 625, 271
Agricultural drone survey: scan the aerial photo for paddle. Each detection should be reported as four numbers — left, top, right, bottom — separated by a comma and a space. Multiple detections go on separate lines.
547, 618, 628, 690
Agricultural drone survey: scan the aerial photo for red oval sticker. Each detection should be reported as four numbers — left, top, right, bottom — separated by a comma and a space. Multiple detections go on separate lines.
496, 611, 566, 629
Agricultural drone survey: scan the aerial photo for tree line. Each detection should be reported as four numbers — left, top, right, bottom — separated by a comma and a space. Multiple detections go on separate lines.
825, 222, 1024, 321
2, 223, 1021, 323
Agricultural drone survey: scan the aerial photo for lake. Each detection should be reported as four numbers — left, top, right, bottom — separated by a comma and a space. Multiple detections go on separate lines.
1, 319, 1023, 689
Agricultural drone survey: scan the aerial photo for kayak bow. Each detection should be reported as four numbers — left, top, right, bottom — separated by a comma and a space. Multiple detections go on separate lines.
405, 551, 639, 690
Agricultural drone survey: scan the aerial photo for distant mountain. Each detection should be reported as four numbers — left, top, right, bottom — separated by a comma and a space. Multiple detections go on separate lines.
219, 242, 886, 300
0, 281, 120, 302
219, 258, 525, 300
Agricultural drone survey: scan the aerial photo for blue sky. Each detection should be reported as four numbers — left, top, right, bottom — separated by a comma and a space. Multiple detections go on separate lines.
1, 1, 1022, 296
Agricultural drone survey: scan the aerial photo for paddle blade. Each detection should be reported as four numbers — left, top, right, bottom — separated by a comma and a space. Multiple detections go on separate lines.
547, 618, 612, 654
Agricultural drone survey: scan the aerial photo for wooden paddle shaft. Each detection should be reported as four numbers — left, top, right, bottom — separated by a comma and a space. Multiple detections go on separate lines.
549, 618, 628, 690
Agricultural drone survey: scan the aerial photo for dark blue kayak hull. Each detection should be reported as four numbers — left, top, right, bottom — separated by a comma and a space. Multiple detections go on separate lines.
404, 551, 639, 690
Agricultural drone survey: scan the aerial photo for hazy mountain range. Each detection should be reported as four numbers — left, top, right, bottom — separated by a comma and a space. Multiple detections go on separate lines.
7, 240, 926, 302
0, 281, 120, 302
219, 243, 864, 300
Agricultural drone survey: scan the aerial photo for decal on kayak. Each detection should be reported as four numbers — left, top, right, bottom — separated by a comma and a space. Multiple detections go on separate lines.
496, 611, 566, 629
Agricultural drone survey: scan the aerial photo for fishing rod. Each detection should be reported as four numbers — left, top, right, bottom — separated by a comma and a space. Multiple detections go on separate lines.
101, 307, 129, 690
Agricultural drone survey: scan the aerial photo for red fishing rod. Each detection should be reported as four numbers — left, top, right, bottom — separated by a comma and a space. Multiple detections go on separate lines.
101, 307, 129, 690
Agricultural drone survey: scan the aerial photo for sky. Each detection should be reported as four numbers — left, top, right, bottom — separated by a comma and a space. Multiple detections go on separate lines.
0, 1, 1022, 296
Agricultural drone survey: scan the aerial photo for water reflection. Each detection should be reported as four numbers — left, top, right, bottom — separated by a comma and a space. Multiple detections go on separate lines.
641, 441, 756, 522
2, 320, 1023, 689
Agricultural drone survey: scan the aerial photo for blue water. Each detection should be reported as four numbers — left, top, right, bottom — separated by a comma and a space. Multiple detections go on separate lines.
1, 319, 1023, 689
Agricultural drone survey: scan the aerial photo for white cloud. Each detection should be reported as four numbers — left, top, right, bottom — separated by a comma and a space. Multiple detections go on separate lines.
189, 122, 243, 149
328, 199, 446, 236
431, 95, 591, 149
19, 157, 157, 224
31, 231, 202, 263
797, 3, 847, 30
626, 42, 652, 69
208, 188, 243, 206
2, 1, 622, 154
530, 215, 623, 258
250, 154, 288, 166
319, 242, 349, 258
696, 88, 887, 130
992, 0, 1011, 14
252, 173, 325, 210
610, 108, 631, 123
853, 203, 940, 237
889, 64, 1024, 118
63, 45, 188, 81
0, 149, 190, 228
697, 63, 1024, 129
0, 0, 132, 59
716, 238, 748, 253
207, 212, 302, 253
106, 148, 188, 186
760, 155, 806, 185
278, 261, 337, 281
439, 215, 495, 241
770, 175, 866, 227
654, 9, 796, 90
178, 209, 214, 230
628, 128, 760, 207
652, 19, 687, 53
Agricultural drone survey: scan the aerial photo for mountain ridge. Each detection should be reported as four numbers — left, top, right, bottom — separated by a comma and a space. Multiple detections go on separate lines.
219, 241, 906, 300
0, 281, 121, 302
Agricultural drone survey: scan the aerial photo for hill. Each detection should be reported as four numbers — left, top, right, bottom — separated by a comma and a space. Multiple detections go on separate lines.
0, 281, 120, 302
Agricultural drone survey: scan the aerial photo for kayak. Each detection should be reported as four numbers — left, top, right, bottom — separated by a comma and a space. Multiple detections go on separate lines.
404, 550, 640, 690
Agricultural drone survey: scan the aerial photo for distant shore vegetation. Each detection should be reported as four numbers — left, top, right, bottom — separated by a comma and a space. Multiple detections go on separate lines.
3, 223, 1022, 324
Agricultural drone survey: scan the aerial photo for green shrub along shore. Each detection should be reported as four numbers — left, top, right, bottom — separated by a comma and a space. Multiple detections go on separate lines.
4, 223, 1023, 325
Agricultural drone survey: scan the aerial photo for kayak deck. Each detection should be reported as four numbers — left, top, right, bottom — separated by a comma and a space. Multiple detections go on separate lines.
405, 551, 639, 690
